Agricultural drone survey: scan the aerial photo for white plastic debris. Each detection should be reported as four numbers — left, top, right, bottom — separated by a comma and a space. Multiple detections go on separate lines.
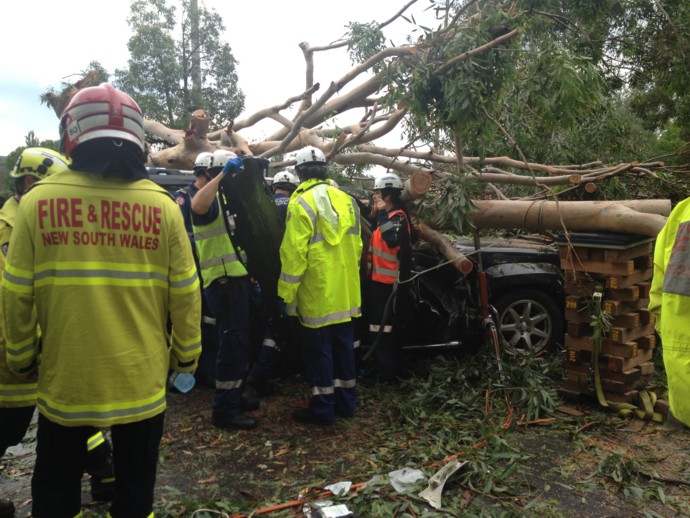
325, 480, 352, 496
418, 460, 467, 509
388, 467, 426, 493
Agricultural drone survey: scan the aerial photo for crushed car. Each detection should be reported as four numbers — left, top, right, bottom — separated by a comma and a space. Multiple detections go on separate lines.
147, 166, 565, 357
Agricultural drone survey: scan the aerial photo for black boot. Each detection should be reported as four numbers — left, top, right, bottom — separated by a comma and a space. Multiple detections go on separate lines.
0, 498, 15, 518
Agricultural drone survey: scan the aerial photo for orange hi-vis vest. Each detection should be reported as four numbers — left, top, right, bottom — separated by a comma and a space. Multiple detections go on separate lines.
368, 209, 409, 284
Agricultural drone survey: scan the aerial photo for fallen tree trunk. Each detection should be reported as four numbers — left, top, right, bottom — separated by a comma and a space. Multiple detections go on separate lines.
416, 223, 474, 275
469, 200, 671, 237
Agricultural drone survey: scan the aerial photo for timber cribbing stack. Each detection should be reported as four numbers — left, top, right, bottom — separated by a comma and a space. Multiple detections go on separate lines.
556, 234, 660, 407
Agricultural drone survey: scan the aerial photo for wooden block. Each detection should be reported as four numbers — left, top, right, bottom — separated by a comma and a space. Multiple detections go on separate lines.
606, 347, 654, 372
559, 246, 590, 261
638, 361, 655, 376
606, 268, 653, 289
635, 334, 656, 350
637, 282, 652, 299
633, 255, 654, 270
567, 321, 592, 337
612, 312, 640, 329
566, 295, 588, 311
638, 308, 654, 326
603, 241, 654, 262
605, 390, 639, 404
562, 258, 635, 276
606, 285, 640, 302
565, 361, 642, 384
566, 348, 592, 363
589, 249, 605, 262
565, 307, 592, 324
603, 299, 627, 316
603, 298, 650, 317
565, 335, 638, 359
604, 341, 639, 358
609, 323, 656, 344
565, 334, 594, 351
560, 381, 639, 404
565, 279, 595, 296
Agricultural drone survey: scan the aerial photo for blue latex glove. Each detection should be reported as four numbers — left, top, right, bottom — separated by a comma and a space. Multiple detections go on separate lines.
222, 157, 243, 175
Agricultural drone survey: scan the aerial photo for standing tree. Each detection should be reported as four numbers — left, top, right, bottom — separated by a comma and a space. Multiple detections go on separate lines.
114, 0, 245, 131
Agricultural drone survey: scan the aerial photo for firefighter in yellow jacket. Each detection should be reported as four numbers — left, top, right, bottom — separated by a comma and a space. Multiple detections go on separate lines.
1, 84, 201, 518
278, 146, 362, 425
0, 148, 116, 517
650, 197, 690, 429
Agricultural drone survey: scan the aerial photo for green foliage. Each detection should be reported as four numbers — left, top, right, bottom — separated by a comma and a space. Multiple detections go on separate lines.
115, 0, 244, 129
418, 174, 481, 233
346, 21, 386, 67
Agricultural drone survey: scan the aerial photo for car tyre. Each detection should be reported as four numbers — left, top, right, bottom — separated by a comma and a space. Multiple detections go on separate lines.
494, 289, 563, 355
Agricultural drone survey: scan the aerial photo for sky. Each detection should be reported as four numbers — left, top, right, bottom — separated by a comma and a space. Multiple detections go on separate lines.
0, 0, 436, 156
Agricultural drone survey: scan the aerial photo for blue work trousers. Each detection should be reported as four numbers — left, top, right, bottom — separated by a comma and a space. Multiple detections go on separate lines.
302, 321, 357, 421
205, 276, 251, 418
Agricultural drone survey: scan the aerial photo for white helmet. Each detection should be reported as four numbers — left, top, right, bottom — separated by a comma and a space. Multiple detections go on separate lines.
294, 146, 326, 167
272, 171, 299, 187
194, 151, 213, 171
209, 149, 238, 171
374, 173, 403, 191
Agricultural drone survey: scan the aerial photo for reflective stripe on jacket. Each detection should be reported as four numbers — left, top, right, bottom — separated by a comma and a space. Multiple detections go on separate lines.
0, 196, 37, 407
368, 208, 409, 284
192, 195, 247, 288
278, 179, 362, 328
1, 170, 201, 426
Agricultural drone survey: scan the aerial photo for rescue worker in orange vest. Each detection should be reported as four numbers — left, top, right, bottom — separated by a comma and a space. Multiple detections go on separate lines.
367, 173, 413, 383
0, 148, 116, 518
278, 146, 362, 425
191, 149, 259, 431
1, 84, 201, 518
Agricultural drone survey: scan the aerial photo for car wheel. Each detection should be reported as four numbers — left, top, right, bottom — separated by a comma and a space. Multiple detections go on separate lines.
494, 289, 563, 355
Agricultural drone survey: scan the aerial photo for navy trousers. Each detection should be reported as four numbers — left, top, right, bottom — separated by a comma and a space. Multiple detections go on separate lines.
205, 276, 251, 418
302, 321, 357, 420
31, 413, 163, 518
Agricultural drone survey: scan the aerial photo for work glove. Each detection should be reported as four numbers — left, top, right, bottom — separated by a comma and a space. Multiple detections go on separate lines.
222, 157, 243, 175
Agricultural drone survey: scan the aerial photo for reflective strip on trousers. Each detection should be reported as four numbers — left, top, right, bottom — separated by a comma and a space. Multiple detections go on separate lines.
312, 385, 335, 396
216, 379, 243, 390
369, 324, 393, 333
87, 431, 105, 452
334, 378, 356, 389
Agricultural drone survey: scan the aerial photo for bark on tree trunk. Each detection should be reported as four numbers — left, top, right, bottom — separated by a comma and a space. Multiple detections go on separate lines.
416, 223, 474, 274
469, 200, 671, 237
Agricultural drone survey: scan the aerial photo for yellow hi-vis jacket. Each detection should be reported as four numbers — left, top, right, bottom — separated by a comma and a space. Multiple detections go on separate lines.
650, 197, 690, 426
0, 196, 37, 407
192, 195, 247, 288
278, 179, 362, 328
1, 170, 201, 427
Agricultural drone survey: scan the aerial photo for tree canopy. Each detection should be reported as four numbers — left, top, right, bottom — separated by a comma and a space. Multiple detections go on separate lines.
114, 0, 245, 131
30, 0, 690, 233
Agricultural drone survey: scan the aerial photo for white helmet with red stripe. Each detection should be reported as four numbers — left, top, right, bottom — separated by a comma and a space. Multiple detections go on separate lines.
59, 83, 145, 158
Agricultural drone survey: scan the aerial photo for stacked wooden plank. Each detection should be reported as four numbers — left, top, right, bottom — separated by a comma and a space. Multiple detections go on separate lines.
557, 234, 657, 404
